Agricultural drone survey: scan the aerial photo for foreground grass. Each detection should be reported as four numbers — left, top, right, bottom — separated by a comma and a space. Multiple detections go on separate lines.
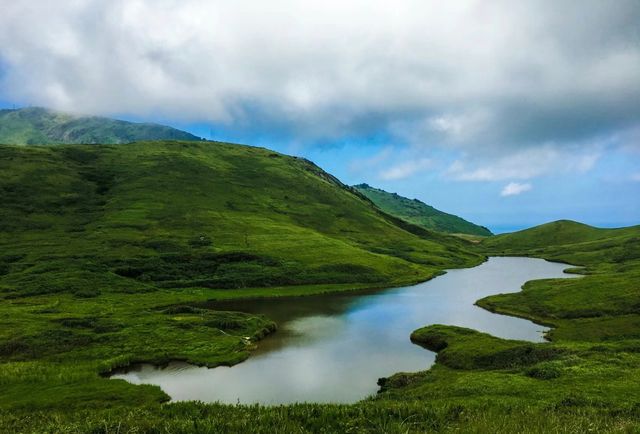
1, 141, 638, 432
3, 216, 638, 432
0, 140, 488, 431
3, 401, 639, 433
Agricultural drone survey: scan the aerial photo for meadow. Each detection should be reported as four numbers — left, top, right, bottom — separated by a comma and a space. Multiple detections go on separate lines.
0, 142, 638, 432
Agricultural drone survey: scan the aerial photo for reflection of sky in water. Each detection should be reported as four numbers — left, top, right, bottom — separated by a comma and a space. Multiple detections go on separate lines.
112, 257, 578, 404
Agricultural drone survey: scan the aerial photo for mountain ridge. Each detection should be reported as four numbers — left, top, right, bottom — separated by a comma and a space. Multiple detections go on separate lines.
0, 107, 201, 145
353, 183, 492, 237
480, 219, 640, 265
0, 140, 482, 299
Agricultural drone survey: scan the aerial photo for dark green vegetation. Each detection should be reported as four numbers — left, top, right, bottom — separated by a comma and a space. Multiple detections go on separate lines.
370, 220, 640, 432
479, 220, 640, 341
0, 107, 200, 144
353, 183, 492, 237
0, 140, 492, 431
0, 137, 637, 433
0, 140, 480, 295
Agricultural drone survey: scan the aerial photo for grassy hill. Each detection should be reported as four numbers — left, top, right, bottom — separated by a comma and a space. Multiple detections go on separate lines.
481, 219, 640, 265
370, 220, 640, 431
3, 216, 639, 431
0, 107, 200, 145
353, 183, 492, 237
476, 219, 640, 340
3, 138, 639, 432
0, 140, 484, 421
0, 141, 481, 297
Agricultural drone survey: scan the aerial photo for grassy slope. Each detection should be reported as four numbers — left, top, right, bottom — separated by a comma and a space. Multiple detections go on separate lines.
0, 107, 200, 144
353, 183, 492, 237
1, 142, 637, 433
478, 220, 640, 341
0, 140, 484, 422
370, 220, 640, 431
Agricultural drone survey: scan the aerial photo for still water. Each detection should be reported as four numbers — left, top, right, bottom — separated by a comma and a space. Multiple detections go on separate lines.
111, 257, 577, 404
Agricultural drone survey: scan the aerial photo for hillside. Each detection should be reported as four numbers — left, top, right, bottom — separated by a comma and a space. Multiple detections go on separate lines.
0, 140, 485, 420
5, 142, 639, 432
0, 107, 200, 145
0, 141, 481, 299
353, 183, 492, 236
4, 204, 640, 432
481, 219, 640, 264
373, 219, 640, 431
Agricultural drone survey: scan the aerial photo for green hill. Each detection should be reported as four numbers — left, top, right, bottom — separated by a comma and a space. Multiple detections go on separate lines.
481, 219, 640, 265
6, 140, 640, 432
478, 219, 640, 340
0, 141, 481, 299
353, 183, 492, 237
0, 140, 484, 420
371, 220, 640, 432
0, 107, 200, 145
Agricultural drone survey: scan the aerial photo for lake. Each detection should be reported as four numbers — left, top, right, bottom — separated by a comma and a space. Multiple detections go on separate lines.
110, 257, 577, 404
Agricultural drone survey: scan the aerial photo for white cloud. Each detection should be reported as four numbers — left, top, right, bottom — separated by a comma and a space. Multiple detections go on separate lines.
446, 146, 560, 181
348, 146, 394, 173
569, 153, 601, 173
445, 143, 605, 182
0, 0, 638, 147
379, 158, 432, 180
501, 182, 532, 197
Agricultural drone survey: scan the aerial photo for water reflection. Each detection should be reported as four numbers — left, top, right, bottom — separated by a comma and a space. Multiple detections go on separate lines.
111, 257, 578, 404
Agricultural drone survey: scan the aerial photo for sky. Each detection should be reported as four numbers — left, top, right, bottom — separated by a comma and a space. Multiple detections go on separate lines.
1, 1, 639, 232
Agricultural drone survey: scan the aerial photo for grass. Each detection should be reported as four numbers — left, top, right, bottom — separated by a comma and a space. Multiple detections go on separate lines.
2, 401, 639, 433
0, 140, 492, 431
478, 219, 640, 342
361, 220, 640, 431
353, 183, 492, 236
1, 139, 638, 432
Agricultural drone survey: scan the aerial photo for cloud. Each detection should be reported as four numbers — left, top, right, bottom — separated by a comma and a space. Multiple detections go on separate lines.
348, 146, 394, 173
567, 152, 601, 173
445, 142, 605, 182
0, 0, 638, 150
501, 182, 532, 197
379, 158, 432, 180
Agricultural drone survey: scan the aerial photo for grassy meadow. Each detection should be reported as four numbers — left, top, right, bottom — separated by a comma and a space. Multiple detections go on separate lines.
0, 141, 638, 432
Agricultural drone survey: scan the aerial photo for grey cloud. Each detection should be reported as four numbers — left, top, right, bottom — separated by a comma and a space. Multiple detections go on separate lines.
0, 0, 638, 152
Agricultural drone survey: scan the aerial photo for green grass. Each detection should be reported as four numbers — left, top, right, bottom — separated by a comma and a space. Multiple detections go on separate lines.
361, 220, 640, 429
0, 141, 481, 298
0, 140, 492, 431
1, 140, 638, 433
477, 219, 640, 341
0, 107, 201, 145
353, 183, 492, 236
481, 219, 640, 265
2, 401, 639, 433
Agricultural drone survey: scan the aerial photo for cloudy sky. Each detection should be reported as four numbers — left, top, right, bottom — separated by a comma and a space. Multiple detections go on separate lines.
1, 0, 639, 232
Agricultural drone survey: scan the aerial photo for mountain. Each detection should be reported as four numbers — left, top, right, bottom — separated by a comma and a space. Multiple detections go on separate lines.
0, 107, 201, 145
353, 183, 492, 237
481, 219, 640, 264
0, 141, 482, 299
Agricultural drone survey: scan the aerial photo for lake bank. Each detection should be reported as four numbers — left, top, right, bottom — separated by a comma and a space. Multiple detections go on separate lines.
111, 257, 578, 404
